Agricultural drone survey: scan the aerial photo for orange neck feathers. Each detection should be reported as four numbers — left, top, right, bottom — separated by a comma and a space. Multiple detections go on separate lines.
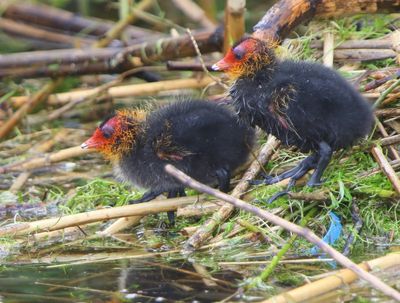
212, 37, 277, 79
82, 110, 146, 161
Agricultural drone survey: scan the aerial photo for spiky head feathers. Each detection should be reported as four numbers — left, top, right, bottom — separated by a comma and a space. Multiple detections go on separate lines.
212, 37, 276, 79
81, 110, 145, 160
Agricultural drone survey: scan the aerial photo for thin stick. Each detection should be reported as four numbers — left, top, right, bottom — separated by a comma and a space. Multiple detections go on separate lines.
165, 164, 400, 301
0, 18, 93, 47
373, 78, 400, 108
184, 136, 280, 251
375, 118, 400, 160
185, 28, 227, 89
0, 196, 198, 236
260, 253, 400, 303
371, 145, 400, 195
11, 77, 213, 107
94, 0, 154, 48
0, 145, 93, 174
0, 78, 63, 140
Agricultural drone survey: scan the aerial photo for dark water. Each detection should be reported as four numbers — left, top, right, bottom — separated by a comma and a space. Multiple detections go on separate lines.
0, 259, 241, 303
1, 254, 399, 302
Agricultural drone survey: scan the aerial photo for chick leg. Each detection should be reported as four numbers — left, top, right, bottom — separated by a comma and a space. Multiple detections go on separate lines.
167, 188, 186, 226
307, 141, 332, 187
261, 154, 319, 204
129, 190, 163, 204
250, 153, 319, 185
216, 168, 231, 193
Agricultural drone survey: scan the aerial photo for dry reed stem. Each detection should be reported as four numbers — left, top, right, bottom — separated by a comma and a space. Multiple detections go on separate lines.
371, 145, 400, 195
172, 0, 215, 30
177, 201, 222, 217
28, 226, 88, 242
260, 253, 400, 303
0, 78, 63, 140
99, 216, 142, 236
223, 0, 246, 53
0, 18, 93, 47
94, 0, 154, 48
11, 77, 213, 107
180, 225, 199, 236
380, 134, 400, 147
375, 118, 400, 160
165, 164, 400, 301
0, 145, 93, 174
184, 136, 280, 251
9, 129, 69, 192
0, 196, 200, 236
322, 30, 334, 67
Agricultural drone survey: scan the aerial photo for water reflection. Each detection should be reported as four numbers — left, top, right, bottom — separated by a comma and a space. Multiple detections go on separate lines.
0, 259, 240, 303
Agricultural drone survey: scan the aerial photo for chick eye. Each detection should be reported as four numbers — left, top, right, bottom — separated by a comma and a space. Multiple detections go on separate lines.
102, 125, 114, 139
233, 48, 245, 60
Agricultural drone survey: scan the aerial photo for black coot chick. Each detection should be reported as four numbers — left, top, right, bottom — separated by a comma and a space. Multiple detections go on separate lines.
81, 99, 255, 224
212, 37, 373, 198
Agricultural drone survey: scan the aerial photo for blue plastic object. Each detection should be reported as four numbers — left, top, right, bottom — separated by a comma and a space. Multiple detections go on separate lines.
310, 211, 342, 255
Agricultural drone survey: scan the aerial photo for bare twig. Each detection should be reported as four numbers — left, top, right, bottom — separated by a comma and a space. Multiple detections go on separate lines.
0, 79, 63, 140
363, 69, 400, 92
98, 216, 142, 236
183, 136, 280, 251
371, 145, 400, 195
373, 78, 400, 108
166, 61, 213, 71
0, 18, 93, 47
165, 164, 400, 301
186, 28, 228, 89
375, 118, 400, 160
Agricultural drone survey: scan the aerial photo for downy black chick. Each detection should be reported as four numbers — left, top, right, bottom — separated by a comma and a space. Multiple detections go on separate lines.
81, 99, 255, 224
212, 37, 373, 199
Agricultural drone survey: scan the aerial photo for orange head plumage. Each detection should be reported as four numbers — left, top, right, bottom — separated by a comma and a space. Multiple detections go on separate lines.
212, 37, 277, 79
81, 109, 146, 161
